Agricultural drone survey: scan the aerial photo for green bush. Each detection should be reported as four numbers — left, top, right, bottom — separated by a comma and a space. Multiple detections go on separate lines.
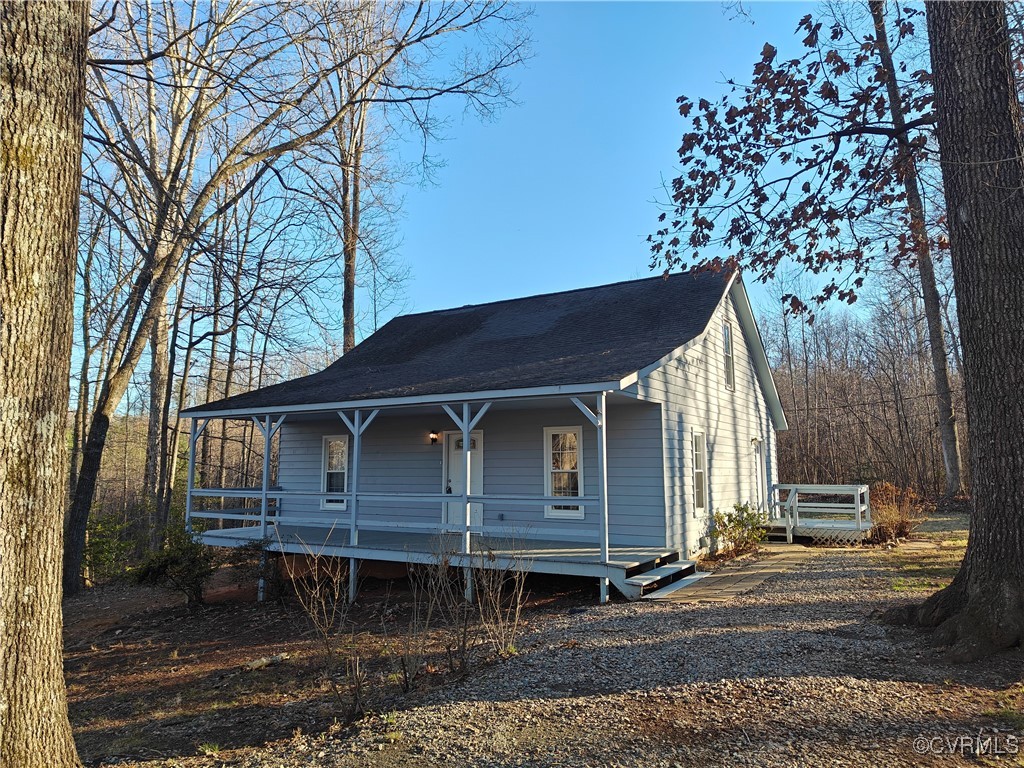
712, 502, 768, 554
134, 524, 217, 605
84, 514, 135, 585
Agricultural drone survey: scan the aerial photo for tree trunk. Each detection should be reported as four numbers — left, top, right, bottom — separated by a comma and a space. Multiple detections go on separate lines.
143, 296, 169, 531
0, 3, 86, 765
916, 0, 1024, 660
871, 0, 964, 496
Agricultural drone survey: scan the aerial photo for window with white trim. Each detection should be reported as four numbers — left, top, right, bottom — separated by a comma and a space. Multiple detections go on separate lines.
544, 426, 584, 519
692, 431, 707, 516
723, 322, 735, 390
321, 435, 349, 510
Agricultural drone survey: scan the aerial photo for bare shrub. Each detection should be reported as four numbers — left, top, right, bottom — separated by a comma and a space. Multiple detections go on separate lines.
279, 532, 363, 720
868, 482, 929, 544
473, 545, 529, 658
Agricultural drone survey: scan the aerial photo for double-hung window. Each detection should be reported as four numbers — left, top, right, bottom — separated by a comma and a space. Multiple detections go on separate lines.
723, 322, 736, 390
321, 435, 349, 510
544, 426, 583, 519
692, 431, 707, 516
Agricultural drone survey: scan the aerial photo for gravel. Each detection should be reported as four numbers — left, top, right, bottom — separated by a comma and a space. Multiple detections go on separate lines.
115, 548, 1023, 768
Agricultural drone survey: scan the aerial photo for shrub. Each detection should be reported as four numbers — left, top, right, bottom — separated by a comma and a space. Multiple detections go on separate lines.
134, 524, 217, 605
868, 482, 928, 544
84, 514, 135, 585
712, 502, 768, 554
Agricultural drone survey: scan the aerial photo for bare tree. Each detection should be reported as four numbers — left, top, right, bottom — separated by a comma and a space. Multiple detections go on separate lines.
0, 3, 87, 765
65, 0, 530, 595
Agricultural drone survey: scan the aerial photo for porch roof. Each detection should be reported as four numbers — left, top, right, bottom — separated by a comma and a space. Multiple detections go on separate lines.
182, 270, 729, 417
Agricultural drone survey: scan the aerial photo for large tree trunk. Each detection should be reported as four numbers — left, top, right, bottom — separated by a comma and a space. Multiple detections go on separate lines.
0, 3, 86, 765
917, 0, 1024, 660
870, 0, 964, 497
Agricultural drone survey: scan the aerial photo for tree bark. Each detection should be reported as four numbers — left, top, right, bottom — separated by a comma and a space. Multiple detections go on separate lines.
917, 0, 1024, 660
0, 3, 86, 765
143, 295, 169, 529
871, 0, 964, 496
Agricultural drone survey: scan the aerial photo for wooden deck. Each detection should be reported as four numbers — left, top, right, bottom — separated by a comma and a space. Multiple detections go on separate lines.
198, 523, 685, 599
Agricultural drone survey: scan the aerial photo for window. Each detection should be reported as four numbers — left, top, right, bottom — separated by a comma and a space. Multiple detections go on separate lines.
544, 426, 583, 519
723, 322, 735, 390
321, 435, 349, 510
692, 431, 707, 515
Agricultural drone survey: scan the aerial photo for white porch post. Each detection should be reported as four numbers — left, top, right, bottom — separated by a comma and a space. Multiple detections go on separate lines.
258, 416, 272, 538
253, 415, 286, 543
350, 410, 363, 604
442, 401, 491, 603
253, 414, 285, 603
572, 393, 610, 604
184, 417, 208, 535
596, 392, 610, 604
339, 408, 379, 603
461, 402, 472, 555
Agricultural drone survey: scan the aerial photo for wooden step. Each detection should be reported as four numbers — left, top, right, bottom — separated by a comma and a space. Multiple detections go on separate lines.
623, 550, 679, 578
624, 562, 693, 588
640, 572, 709, 600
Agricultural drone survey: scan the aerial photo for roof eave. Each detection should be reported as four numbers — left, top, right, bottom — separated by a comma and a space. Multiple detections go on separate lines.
179, 379, 630, 419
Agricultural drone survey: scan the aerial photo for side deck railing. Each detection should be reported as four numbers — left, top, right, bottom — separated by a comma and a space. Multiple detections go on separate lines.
771, 484, 872, 542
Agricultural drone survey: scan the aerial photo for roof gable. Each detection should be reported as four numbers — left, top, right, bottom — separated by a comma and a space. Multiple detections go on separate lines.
184, 270, 731, 414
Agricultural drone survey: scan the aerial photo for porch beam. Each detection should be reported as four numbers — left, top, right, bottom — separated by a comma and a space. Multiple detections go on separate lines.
468, 401, 491, 430
595, 391, 610, 604
442, 403, 465, 430
570, 396, 599, 427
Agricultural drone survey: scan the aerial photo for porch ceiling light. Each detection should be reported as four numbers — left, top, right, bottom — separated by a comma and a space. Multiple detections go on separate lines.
429, 430, 439, 445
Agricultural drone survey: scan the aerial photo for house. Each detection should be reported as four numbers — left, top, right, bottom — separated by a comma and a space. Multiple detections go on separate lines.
181, 270, 791, 602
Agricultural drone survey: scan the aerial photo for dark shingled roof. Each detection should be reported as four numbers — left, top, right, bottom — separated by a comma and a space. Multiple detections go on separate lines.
184, 270, 731, 413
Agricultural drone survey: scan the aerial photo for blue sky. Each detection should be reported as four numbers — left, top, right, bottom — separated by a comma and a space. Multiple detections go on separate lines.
387, 1, 815, 321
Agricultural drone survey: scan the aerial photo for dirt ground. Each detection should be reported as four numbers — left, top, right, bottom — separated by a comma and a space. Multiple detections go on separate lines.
64, 524, 1023, 767
63, 567, 593, 765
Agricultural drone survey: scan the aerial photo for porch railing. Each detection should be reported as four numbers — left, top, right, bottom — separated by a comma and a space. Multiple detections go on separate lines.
771, 484, 872, 541
186, 488, 604, 544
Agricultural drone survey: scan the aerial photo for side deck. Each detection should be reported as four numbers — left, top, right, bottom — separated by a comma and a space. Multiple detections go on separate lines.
769, 484, 872, 544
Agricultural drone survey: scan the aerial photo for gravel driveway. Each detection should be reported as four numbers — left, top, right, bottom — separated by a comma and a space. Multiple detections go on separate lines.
128, 548, 1023, 768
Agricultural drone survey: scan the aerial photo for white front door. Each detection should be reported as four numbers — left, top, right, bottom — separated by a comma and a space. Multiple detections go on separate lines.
444, 431, 484, 527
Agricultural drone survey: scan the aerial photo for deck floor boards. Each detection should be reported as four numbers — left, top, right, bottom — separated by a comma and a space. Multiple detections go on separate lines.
199, 524, 671, 571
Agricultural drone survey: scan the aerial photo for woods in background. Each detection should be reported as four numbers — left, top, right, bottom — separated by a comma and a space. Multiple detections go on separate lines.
762, 268, 965, 498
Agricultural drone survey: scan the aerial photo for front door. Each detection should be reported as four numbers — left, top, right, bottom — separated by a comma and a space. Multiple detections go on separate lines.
444, 431, 484, 527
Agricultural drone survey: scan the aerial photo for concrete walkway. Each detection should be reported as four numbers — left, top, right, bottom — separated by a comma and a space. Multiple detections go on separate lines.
660, 543, 817, 603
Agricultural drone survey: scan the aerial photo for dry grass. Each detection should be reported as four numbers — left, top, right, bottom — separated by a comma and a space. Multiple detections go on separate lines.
872, 538, 966, 593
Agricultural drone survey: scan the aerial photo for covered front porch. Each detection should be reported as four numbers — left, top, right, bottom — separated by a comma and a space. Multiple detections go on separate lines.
184, 387, 687, 602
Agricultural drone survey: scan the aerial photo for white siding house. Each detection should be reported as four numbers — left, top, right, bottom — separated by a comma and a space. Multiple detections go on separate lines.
182, 270, 789, 601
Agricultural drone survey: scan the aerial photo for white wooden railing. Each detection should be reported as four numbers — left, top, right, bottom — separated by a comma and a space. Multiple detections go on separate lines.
185, 488, 603, 544
771, 484, 872, 542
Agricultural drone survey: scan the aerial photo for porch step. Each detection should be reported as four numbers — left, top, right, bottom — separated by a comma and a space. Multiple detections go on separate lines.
623, 550, 679, 578
640, 571, 710, 601
623, 560, 697, 596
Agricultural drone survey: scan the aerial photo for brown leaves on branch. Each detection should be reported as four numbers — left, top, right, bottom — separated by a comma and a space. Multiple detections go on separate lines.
650, 2, 942, 316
